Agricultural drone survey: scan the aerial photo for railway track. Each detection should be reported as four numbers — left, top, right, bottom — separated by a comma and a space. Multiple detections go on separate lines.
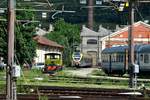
21, 85, 150, 98
0, 94, 145, 100
0, 86, 150, 100
41, 75, 150, 87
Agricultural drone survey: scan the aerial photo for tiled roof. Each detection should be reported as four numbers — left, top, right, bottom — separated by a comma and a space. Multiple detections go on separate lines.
33, 35, 63, 48
101, 21, 150, 41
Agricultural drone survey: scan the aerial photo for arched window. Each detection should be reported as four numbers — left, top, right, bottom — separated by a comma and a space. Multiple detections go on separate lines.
87, 39, 97, 44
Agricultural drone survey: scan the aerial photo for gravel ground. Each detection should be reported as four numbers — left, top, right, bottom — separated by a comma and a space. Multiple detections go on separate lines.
66, 68, 98, 77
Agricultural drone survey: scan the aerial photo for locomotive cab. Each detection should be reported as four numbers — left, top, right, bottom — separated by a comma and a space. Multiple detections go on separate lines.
43, 52, 63, 74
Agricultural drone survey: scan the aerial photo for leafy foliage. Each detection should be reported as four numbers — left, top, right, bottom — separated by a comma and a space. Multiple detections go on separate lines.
0, 6, 37, 64
15, 24, 37, 64
45, 19, 80, 66
15, 6, 37, 64
0, 22, 7, 62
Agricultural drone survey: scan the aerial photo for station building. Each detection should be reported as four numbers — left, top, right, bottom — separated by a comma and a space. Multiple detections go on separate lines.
80, 25, 110, 66
33, 35, 63, 64
101, 21, 150, 49
80, 21, 150, 65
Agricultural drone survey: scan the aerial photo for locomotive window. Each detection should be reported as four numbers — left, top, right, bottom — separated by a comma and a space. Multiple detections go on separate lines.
55, 55, 60, 59
46, 56, 50, 59
74, 58, 80, 61
46, 54, 60, 59
144, 54, 149, 63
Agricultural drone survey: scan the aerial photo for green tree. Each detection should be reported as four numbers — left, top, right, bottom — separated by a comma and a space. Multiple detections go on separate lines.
15, 6, 37, 64
0, 22, 7, 62
45, 19, 80, 66
0, 6, 37, 65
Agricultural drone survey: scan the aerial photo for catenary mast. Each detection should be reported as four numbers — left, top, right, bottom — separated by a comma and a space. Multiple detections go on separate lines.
6, 0, 17, 100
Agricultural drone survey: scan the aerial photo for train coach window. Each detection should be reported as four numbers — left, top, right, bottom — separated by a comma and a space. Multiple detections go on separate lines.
111, 54, 114, 62
113, 54, 117, 62
140, 54, 143, 62
103, 54, 109, 62
104, 54, 108, 62
120, 55, 124, 62
144, 54, 149, 63
102, 54, 106, 62
116, 55, 120, 62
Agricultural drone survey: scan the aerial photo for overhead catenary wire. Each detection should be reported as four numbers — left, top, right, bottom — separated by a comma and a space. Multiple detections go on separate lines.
45, 0, 52, 9
0, 0, 6, 6
135, 6, 145, 22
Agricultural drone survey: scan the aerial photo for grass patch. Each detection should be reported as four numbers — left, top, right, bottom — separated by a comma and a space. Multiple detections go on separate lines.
1, 68, 150, 94
90, 69, 106, 76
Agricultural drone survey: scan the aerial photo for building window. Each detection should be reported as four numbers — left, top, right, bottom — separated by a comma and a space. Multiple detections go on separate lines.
96, 0, 102, 5
80, 0, 87, 4
87, 39, 97, 44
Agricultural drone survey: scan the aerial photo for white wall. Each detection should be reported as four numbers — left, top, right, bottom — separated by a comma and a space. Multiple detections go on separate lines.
34, 45, 62, 63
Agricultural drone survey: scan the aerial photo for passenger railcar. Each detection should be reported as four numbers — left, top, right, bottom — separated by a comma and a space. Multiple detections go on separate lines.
138, 45, 150, 72
72, 52, 83, 67
101, 46, 128, 75
43, 52, 63, 74
72, 52, 92, 68
101, 44, 150, 76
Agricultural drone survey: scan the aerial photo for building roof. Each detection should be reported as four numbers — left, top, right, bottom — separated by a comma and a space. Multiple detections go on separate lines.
80, 25, 100, 37
33, 35, 63, 48
98, 25, 112, 37
101, 21, 150, 41
80, 25, 111, 37
35, 27, 47, 36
